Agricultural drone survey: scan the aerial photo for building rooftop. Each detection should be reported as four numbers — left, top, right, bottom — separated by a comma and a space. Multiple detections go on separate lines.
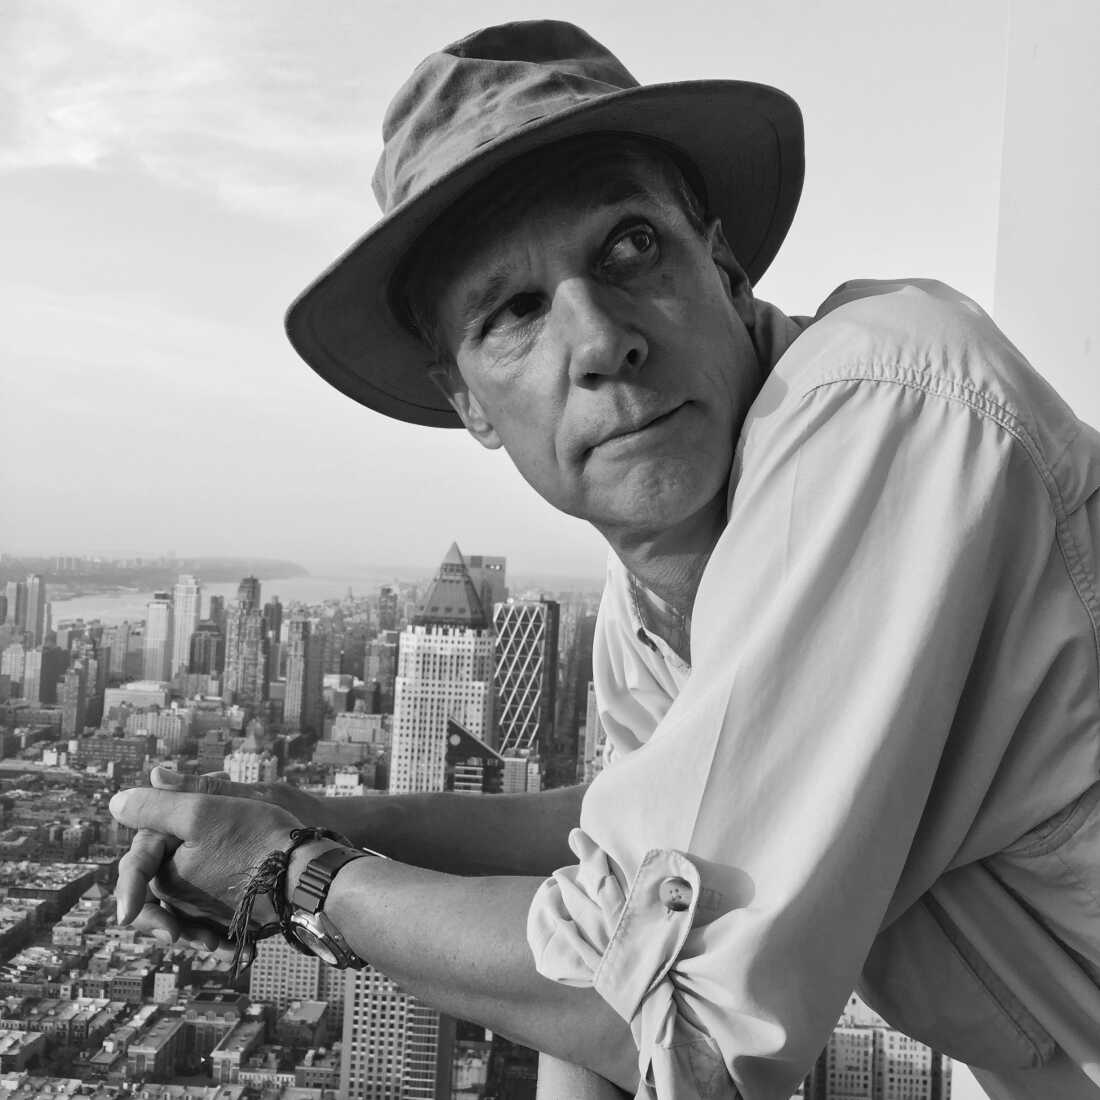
280, 1001, 327, 1026
412, 543, 488, 630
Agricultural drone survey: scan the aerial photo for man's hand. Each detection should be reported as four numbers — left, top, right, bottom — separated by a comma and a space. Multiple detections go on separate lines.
110, 788, 302, 947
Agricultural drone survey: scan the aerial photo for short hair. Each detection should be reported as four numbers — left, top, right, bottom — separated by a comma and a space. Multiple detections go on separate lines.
395, 132, 710, 365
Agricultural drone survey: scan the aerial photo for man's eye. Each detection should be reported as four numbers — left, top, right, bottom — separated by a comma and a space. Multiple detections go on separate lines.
605, 226, 657, 268
485, 292, 541, 335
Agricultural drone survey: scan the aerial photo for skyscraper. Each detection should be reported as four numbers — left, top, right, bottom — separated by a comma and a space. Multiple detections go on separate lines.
465, 554, 507, 615
208, 594, 227, 632
59, 663, 88, 736
189, 622, 225, 674
21, 647, 43, 706
3, 580, 26, 629
378, 585, 399, 632
262, 597, 283, 643
0, 643, 25, 690
343, 545, 496, 1099
24, 575, 46, 647
390, 544, 494, 794
222, 604, 267, 708
106, 621, 132, 680
340, 968, 452, 1100
284, 618, 324, 735
237, 576, 262, 611
170, 575, 201, 678
493, 598, 559, 757
143, 592, 174, 682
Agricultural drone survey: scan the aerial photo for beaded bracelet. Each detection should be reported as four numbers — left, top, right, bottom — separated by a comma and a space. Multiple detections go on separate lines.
226, 826, 356, 977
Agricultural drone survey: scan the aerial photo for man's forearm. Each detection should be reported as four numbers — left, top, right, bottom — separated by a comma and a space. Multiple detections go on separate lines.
302, 846, 638, 1091
324, 784, 585, 875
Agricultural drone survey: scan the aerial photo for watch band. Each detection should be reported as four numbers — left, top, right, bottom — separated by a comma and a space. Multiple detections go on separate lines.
291, 845, 373, 916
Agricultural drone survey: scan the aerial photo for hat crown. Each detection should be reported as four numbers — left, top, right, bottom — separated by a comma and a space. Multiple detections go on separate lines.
373, 21, 640, 213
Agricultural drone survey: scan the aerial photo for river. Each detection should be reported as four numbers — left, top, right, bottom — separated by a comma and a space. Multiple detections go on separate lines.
49, 574, 393, 625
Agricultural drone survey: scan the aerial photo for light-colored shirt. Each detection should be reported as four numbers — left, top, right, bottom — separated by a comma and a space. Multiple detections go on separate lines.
526, 281, 1100, 1099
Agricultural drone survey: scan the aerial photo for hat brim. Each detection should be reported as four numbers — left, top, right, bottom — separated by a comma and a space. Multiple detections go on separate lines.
285, 79, 804, 428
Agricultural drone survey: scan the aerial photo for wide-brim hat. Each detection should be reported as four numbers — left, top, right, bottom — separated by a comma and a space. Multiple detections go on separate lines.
285, 20, 804, 428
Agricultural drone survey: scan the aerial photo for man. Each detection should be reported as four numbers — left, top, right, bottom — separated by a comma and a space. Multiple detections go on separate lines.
110, 20, 1100, 1100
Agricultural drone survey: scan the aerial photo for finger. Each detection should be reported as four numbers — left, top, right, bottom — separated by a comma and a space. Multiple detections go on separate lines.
116, 828, 178, 924
109, 787, 211, 840
131, 898, 181, 943
176, 919, 227, 954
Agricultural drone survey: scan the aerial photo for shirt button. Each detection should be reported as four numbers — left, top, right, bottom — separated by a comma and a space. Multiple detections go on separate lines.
658, 876, 693, 912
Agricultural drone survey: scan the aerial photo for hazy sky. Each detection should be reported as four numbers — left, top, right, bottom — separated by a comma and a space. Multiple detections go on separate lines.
2, 0, 1012, 581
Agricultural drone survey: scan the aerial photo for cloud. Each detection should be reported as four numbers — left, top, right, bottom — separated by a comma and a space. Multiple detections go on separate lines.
0, 0, 380, 223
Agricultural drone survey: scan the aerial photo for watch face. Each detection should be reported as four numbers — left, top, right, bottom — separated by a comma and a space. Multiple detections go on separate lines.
289, 916, 341, 967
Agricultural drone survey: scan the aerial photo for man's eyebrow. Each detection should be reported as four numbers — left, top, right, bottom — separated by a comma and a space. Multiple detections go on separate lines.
586, 177, 661, 211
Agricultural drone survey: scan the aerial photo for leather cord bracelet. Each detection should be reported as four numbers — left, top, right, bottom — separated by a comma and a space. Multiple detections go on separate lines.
225, 826, 356, 977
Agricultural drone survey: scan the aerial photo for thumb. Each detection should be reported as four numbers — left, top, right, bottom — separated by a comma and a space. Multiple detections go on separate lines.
110, 788, 205, 840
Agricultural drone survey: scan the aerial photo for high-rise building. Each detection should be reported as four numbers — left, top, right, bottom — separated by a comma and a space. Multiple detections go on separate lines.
208, 594, 227, 632
340, 967, 454, 1100
390, 623, 494, 793
222, 604, 267, 708
21, 647, 43, 706
189, 621, 225, 674
248, 936, 321, 1014
24, 575, 46, 647
410, 544, 489, 631
37, 645, 69, 706
105, 621, 132, 680
3, 580, 26, 629
171, 575, 201, 678
805, 994, 951, 1100
1, 643, 26, 688
378, 585, 399, 632
493, 598, 559, 757
343, 546, 499, 1099
445, 719, 504, 793
0, 594, 7, 625
465, 554, 507, 615
284, 618, 324, 735
237, 576, 262, 611
143, 592, 173, 682
390, 545, 495, 792
262, 598, 283, 643
364, 631, 399, 714
59, 663, 88, 736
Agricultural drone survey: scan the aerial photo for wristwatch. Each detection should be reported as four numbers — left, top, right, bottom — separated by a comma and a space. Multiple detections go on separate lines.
286, 845, 380, 968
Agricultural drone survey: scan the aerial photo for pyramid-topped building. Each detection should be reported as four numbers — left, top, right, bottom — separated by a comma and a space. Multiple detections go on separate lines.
411, 542, 488, 629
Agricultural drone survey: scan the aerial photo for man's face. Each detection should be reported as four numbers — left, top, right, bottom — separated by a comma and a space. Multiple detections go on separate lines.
432, 152, 762, 543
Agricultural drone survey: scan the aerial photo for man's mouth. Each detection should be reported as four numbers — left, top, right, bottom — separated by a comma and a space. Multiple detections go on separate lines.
598, 403, 685, 448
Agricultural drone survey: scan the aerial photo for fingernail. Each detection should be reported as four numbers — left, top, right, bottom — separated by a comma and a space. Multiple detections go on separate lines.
155, 768, 182, 786
152, 929, 172, 945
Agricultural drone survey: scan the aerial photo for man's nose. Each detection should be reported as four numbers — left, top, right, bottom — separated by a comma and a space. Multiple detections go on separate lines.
556, 279, 648, 384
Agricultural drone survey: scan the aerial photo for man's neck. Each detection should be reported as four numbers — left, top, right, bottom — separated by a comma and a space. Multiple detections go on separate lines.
602, 489, 726, 620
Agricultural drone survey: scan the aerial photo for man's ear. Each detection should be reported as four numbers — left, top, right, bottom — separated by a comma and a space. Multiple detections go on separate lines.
427, 363, 502, 450
706, 218, 755, 331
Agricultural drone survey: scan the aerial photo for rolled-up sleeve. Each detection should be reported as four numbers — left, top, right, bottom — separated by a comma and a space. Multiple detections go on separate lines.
527, 289, 1064, 1099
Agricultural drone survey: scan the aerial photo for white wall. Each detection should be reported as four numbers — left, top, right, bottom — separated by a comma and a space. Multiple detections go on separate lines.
993, 0, 1100, 423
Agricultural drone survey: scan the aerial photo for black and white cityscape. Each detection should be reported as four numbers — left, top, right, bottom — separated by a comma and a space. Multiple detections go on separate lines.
0, 548, 950, 1100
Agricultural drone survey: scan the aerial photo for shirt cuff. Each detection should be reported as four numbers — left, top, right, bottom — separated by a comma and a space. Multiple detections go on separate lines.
528, 830, 735, 1098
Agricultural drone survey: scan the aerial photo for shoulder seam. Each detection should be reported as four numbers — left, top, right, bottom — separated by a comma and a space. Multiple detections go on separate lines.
801, 371, 1100, 679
